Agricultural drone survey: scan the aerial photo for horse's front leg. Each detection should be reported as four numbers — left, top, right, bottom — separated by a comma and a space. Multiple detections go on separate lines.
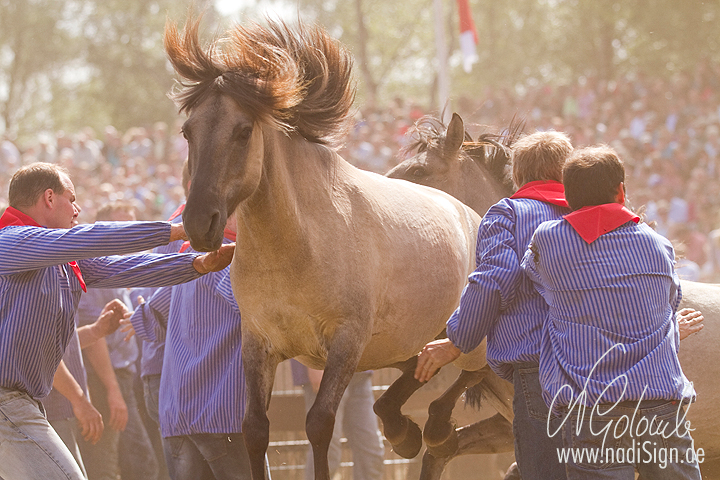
306, 328, 366, 480
241, 332, 280, 480
372, 356, 425, 459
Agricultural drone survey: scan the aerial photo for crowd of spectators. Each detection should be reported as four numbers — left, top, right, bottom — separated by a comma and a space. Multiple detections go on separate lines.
2, 60, 720, 281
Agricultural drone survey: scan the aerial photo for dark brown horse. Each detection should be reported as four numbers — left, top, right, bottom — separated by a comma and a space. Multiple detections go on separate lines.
389, 113, 720, 479
388, 113, 523, 479
165, 17, 497, 480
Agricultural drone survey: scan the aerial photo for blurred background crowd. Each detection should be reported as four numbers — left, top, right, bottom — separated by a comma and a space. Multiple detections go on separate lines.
2, 60, 719, 282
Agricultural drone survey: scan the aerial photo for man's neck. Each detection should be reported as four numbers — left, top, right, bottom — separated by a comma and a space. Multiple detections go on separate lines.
13, 205, 46, 227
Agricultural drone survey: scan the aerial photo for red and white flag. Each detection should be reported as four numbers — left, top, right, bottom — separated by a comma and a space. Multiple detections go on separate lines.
457, 0, 478, 73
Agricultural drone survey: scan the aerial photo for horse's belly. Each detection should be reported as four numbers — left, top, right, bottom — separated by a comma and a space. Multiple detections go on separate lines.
677, 281, 720, 461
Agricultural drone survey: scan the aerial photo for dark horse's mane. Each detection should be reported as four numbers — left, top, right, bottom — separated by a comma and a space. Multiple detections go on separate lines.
164, 16, 357, 146
401, 114, 524, 193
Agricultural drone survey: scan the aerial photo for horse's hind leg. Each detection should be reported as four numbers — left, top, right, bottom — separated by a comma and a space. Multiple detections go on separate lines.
372, 357, 424, 459
241, 333, 280, 480
423, 369, 485, 456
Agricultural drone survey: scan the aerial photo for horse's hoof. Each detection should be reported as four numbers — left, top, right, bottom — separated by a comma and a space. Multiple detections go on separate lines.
425, 428, 458, 458
423, 414, 456, 447
390, 419, 423, 459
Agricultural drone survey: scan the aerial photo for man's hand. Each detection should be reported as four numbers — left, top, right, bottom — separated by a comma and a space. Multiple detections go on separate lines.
71, 395, 104, 444
106, 387, 128, 432
414, 338, 461, 383
118, 295, 142, 342
193, 243, 235, 274
169, 223, 188, 243
92, 299, 131, 339
677, 307, 704, 340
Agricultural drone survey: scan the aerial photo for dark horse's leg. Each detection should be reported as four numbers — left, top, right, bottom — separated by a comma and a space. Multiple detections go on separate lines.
420, 413, 516, 480
241, 333, 280, 480
306, 327, 365, 480
423, 369, 486, 456
372, 356, 424, 459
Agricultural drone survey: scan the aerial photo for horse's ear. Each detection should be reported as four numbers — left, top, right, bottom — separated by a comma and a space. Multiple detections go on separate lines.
444, 113, 465, 157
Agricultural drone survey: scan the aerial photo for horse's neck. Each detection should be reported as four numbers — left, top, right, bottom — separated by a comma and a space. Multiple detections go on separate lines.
238, 130, 341, 252
463, 161, 509, 216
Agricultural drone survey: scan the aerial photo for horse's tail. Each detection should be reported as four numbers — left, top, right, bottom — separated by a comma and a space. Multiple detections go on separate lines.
464, 382, 486, 410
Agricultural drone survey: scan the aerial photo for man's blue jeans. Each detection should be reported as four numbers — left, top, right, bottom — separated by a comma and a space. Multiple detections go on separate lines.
512, 363, 567, 480
560, 400, 702, 479
163, 432, 252, 480
0, 386, 85, 480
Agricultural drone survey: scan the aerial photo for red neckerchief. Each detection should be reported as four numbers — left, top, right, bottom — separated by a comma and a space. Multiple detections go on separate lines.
509, 180, 569, 208
168, 203, 185, 221
564, 203, 640, 244
179, 228, 236, 253
0, 206, 87, 291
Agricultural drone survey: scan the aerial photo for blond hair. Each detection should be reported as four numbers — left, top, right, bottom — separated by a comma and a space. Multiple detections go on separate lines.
511, 131, 573, 188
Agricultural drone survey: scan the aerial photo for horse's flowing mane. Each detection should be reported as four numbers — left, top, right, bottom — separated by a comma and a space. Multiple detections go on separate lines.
164, 16, 357, 145
400, 115, 474, 157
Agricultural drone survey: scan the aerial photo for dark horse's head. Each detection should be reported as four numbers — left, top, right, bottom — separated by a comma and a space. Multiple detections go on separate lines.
386, 113, 522, 215
164, 17, 356, 251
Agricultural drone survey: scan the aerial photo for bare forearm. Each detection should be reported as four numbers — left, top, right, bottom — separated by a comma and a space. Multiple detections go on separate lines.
83, 339, 122, 393
53, 360, 85, 403
77, 324, 103, 348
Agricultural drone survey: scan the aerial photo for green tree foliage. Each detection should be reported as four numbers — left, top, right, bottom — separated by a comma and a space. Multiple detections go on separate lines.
50, 0, 193, 136
294, 0, 720, 113
0, 0, 217, 143
0, 0, 78, 139
3, 0, 720, 143
295, 0, 439, 109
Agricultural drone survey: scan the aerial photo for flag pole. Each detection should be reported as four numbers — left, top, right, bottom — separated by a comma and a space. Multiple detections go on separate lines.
433, 0, 450, 123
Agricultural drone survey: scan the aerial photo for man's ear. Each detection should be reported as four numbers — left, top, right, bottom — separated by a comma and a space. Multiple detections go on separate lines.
42, 188, 55, 208
615, 182, 626, 205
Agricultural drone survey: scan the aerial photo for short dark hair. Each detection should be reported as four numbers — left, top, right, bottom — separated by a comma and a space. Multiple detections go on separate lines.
563, 145, 625, 211
9, 162, 69, 208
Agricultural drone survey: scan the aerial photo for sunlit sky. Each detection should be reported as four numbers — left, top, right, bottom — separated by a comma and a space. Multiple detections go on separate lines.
215, 0, 246, 15
215, 0, 296, 19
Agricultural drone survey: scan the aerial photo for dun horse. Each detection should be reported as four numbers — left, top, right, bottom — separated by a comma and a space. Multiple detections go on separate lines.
164, 17, 514, 480
390, 112, 720, 478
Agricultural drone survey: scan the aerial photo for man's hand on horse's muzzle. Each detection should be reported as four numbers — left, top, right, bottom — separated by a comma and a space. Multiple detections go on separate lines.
193, 243, 236, 274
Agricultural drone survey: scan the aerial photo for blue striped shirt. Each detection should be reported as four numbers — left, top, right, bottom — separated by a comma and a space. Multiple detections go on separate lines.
129, 238, 244, 437
0, 221, 201, 399
521, 219, 696, 407
446, 197, 570, 381
136, 227, 185, 378
40, 317, 88, 421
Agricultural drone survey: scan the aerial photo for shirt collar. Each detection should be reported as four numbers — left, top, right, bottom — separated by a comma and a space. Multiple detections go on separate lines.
509, 180, 569, 208
0, 206, 42, 229
564, 203, 640, 244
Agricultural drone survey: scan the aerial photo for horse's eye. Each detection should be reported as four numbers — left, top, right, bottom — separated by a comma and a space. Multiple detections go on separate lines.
234, 126, 253, 145
407, 166, 427, 179
180, 126, 189, 140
